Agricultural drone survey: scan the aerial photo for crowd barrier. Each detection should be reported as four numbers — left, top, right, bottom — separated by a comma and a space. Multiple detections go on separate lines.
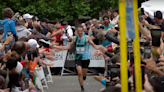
51, 45, 105, 76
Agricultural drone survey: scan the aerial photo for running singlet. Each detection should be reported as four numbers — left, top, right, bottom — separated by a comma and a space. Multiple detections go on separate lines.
75, 35, 90, 60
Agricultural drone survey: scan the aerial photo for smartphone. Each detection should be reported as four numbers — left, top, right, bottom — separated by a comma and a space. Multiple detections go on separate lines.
140, 42, 144, 47
141, 8, 145, 15
35, 16, 39, 21
16, 14, 21, 18
99, 26, 104, 29
4, 44, 10, 53
7, 31, 12, 36
39, 41, 44, 48
144, 47, 151, 59
127, 42, 132, 46
0, 25, 4, 35
108, 65, 120, 81
127, 42, 133, 52
27, 51, 32, 60
114, 47, 120, 54
24, 77, 29, 87
150, 29, 161, 47
132, 64, 146, 90
139, 15, 143, 22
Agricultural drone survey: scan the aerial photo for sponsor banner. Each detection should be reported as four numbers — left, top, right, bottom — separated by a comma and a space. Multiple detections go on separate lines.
52, 50, 68, 67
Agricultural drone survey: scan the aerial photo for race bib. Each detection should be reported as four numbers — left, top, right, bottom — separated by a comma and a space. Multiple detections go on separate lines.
76, 47, 85, 54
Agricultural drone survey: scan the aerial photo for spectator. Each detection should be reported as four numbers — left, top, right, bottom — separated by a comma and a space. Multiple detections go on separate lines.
92, 19, 99, 29
154, 11, 164, 31
102, 8, 108, 16
16, 20, 31, 40
27, 39, 39, 50
51, 20, 63, 46
110, 9, 119, 26
85, 21, 92, 36
0, 75, 5, 89
91, 26, 100, 45
107, 10, 113, 21
99, 11, 103, 21
41, 18, 50, 35
5, 57, 18, 88
11, 41, 26, 55
102, 16, 116, 46
61, 21, 73, 46
32, 22, 52, 41
23, 14, 33, 23
1, 8, 17, 41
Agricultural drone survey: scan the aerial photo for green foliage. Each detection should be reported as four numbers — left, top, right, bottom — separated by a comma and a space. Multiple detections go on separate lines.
0, 0, 118, 21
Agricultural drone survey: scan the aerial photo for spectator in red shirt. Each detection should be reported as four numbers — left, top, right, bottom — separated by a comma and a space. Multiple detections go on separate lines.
51, 20, 63, 46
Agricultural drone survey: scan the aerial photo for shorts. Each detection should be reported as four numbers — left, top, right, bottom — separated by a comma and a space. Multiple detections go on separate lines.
101, 79, 106, 86
75, 60, 90, 68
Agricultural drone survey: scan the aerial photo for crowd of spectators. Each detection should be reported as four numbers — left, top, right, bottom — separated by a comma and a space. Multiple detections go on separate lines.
0, 4, 164, 92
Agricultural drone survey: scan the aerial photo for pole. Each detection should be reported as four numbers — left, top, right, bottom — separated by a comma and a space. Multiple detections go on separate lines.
133, 0, 142, 92
119, 0, 128, 92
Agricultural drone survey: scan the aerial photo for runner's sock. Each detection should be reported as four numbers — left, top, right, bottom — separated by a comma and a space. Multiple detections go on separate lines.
83, 77, 86, 81
81, 86, 84, 91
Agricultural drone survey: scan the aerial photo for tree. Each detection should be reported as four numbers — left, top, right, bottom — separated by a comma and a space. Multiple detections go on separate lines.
0, 0, 118, 26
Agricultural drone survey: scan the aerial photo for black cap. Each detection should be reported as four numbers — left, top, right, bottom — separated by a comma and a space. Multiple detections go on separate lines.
154, 11, 163, 19
85, 21, 91, 26
62, 21, 68, 25
41, 18, 50, 23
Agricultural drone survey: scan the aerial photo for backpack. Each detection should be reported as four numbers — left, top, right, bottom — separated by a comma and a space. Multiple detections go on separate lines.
65, 26, 76, 36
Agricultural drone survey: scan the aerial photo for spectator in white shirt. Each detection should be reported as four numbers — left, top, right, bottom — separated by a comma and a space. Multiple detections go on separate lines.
110, 9, 119, 26
61, 21, 73, 46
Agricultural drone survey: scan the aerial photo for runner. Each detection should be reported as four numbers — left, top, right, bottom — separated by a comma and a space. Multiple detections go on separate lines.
54, 26, 99, 92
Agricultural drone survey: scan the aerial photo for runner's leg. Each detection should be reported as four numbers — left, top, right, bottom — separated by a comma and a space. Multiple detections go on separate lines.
76, 66, 83, 86
82, 68, 88, 81
82, 60, 90, 81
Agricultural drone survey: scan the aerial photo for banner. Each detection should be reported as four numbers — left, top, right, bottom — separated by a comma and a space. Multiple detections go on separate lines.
89, 45, 105, 67
51, 50, 68, 67
52, 44, 105, 68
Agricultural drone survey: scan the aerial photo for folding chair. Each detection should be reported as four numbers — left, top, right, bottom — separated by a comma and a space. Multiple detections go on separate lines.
35, 77, 44, 92
35, 67, 48, 89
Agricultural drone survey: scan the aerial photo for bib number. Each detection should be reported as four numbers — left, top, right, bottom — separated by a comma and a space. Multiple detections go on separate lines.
76, 47, 85, 54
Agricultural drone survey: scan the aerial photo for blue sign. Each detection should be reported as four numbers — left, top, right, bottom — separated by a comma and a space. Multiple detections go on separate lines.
126, 0, 135, 39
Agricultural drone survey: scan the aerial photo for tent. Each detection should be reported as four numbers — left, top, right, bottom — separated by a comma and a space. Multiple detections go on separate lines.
141, 0, 164, 19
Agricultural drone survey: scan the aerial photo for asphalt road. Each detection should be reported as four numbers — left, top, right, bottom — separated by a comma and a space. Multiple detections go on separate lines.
44, 76, 105, 92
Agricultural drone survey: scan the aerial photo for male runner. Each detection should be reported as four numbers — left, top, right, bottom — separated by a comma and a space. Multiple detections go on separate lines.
54, 26, 99, 92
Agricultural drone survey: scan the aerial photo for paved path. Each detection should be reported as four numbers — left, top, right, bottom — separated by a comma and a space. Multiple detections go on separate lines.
44, 76, 104, 92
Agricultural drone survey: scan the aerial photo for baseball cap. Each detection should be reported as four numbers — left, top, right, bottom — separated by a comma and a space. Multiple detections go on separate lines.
23, 14, 33, 19
62, 21, 68, 25
28, 39, 39, 49
41, 18, 50, 23
154, 11, 163, 19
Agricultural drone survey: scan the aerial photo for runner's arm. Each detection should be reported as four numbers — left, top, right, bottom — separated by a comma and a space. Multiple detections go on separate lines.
87, 36, 99, 50
54, 36, 75, 50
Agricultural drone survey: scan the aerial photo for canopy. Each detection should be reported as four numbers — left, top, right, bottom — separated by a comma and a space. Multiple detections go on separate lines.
141, 0, 164, 19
